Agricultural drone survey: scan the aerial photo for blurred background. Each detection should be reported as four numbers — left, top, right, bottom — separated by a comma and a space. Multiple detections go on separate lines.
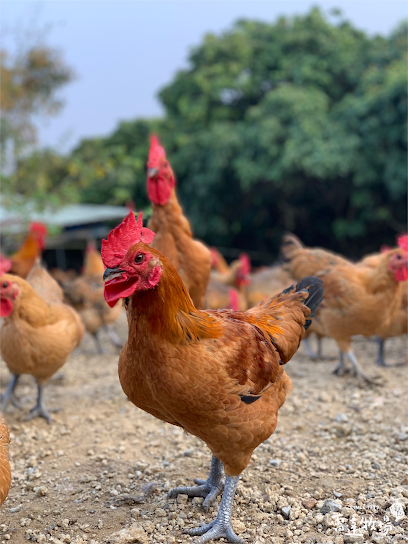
1, 0, 407, 267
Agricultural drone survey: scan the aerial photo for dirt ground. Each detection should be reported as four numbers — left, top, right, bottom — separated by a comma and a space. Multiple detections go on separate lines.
1, 314, 407, 544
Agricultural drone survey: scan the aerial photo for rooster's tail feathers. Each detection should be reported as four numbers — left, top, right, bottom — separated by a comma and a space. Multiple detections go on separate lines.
283, 276, 323, 329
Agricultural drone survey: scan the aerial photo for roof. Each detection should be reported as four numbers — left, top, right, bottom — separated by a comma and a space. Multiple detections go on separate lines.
0, 202, 131, 232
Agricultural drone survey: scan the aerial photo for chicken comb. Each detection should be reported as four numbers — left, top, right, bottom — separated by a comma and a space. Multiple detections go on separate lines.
147, 135, 166, 168
239, 253, 251, 275
101, 212, 155, 269
210, 248, 219, 267
30, 222, 47, 236
398, 234, 408, 253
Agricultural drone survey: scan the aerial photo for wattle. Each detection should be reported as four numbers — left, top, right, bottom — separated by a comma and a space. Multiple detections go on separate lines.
148, 178, 172, 206
394, 267, 408, 282
104, 276, 139, 307
0, 298, 13, 317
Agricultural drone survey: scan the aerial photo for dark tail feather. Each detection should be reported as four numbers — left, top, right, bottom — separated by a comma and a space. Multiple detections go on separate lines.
294, 276, 324, 329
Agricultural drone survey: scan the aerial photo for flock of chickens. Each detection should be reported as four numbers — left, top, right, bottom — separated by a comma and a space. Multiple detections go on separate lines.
0, 135, 407, 543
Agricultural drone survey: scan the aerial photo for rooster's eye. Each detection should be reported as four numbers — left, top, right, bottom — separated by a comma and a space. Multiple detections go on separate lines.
396, 254, 402, 260
134, 254, 145, 264
2, 282, 9, 288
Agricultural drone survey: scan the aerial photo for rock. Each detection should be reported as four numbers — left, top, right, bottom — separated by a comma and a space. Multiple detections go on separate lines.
231, 519, 246, 534
335, 413, 349, 423
343, 534, 364, 543
281, 506, 291, 519
320, 499, 342, 514
35, 486, 48, 497
333, 491, 342, 498
9, 504, 22, 513
269, 459, 281, 468
103, 524, 148, 544
302, 498, 317, 510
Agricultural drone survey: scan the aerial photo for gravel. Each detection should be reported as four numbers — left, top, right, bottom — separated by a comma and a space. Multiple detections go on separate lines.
0, 321, 407, 544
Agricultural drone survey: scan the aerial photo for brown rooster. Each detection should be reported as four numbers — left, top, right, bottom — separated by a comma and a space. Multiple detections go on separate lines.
101, 212, 323, 543
281, 233, 408, 383
0, 416, 11, 507
3, 223, 47, 279
147, 135, 211, 309
0, 262, 84, 422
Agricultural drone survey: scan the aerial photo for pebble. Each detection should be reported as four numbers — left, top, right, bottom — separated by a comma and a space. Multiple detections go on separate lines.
269, 459, 281, 468
281, 505, 291, 519
103, 525, 148, 544
321, 499, 342, 514
302, 498, 317, 510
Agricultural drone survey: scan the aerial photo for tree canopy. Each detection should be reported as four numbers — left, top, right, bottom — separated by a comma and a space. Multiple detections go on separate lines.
2, 8, 407, 260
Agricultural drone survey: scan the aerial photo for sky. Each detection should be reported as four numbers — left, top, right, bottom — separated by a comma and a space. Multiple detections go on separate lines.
1, 0, 407, 152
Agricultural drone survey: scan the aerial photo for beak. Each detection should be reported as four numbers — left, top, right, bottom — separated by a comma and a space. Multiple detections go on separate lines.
103, 267, 123, 282
148, 168, 159, 178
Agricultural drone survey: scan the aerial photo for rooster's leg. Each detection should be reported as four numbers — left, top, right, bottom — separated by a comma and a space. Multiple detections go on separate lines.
24, 381, 55, 424
303, 338, 317, 359
316, 336, 322, 359
1, 374, 22, 411
347, 351, 379, 385
376, 337, 387, 367
169, 455, 224, 509
184, 475, 243, 543
105, 325, 124, 348
93, 332, 106, 354
333, 351, 346, 375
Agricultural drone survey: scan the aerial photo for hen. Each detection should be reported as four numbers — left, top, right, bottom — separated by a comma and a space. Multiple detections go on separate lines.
0, 262, 84, 422
0, 416, 11, 507
101, 212, 323, 543
3, 223, 47, 279
281, 233, 408, 382
147, 136, 211, 309
62, 242, 123, 353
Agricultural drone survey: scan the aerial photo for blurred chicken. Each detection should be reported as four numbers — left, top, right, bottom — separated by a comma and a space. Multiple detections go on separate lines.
62, 242, 123, 353
0, 262, 84, 422
210, 247, 230, 274
2, 223, 47, 279
246, 264, 294, 308
101, 211, 324, 542
281, 233, 408, 383
50, 268, 77, 284
358, 240, 408, 366
204, 278, 247, 311
146, 135, 211, 309
0, 415, 11, 507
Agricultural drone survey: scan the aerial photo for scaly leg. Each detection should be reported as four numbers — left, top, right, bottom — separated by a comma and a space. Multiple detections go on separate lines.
105, 325, 124, 349
169, 455, 224, 509
347, 351, 379, 385
333, 351, 346, 375
184, 475, 243, 544
375, 337, 406, 367
25, 381, 57, 424
1, 374, 22, 411
316, 336, 323, 359
93, 332, 106, 354
303, 338, 318, 359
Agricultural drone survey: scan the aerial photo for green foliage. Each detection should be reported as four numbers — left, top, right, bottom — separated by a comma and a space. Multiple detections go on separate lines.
3, 8, 407, 258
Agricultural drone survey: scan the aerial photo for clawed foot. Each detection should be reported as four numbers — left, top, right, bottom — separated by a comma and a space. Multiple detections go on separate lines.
1, 392, 23, 410
184, 518, 244, 543
169, 477, 224, 509
24, 405, 61, 424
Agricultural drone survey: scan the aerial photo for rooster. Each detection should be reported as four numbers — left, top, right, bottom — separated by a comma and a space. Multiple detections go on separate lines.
281, 233, 408, 383
3, 222, 47, 278
101, 212, 323, 543
146, 135, 211, 309
0, 262, 84, 422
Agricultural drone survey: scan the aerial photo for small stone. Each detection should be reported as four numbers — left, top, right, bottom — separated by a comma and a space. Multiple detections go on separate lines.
335, 413, 349, 423
103, 525, 148, 543
333, 491, 342, 498
343, 534, 364, 543
231, 519, 246, 534
302, 498, 317, 510
269, 459, 281, 468
281, 506, 291, 519
182, 449, 194, 457
36, 486, 48, 497
9, 504, 22, 513
176, 494, 188, 504
320, 499, 342, 514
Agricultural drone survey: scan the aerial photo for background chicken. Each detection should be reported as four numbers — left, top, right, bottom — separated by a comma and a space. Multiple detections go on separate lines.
2, 223, 47, 279
101, 211, 323, 543
281, 233, 408, 383
204, 277, 246, 311
146, 135, 211, 309
0, 262, 84, 422
62, 242, 123, 353
0, 415, 11, 507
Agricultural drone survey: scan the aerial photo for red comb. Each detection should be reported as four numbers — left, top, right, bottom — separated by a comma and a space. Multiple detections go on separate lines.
101, 212, 155, 269
210, 248, 219, 267
239, 253, 251, 275
398, 234, 408, 253
229, 289, 239, 311
30, 222, 47, 236
148, 134, 166, 168
0, 255, 12, 275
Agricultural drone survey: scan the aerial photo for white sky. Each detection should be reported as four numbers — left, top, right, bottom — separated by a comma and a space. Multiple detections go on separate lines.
1, 1, 407, 152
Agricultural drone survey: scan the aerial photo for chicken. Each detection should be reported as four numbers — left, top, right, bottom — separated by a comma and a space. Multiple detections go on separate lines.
204, 278, 247, 311
246, 264, 294, 308
281, 233, 408, 383
358, 237, 408, 366
4, 222, 47, 278
146, 135, 211, 309
101, 211, 323, 543
0, 416, 11, 507
0, 262, 84, 422
62, 242, 123, 353
210, 248, 231, 274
